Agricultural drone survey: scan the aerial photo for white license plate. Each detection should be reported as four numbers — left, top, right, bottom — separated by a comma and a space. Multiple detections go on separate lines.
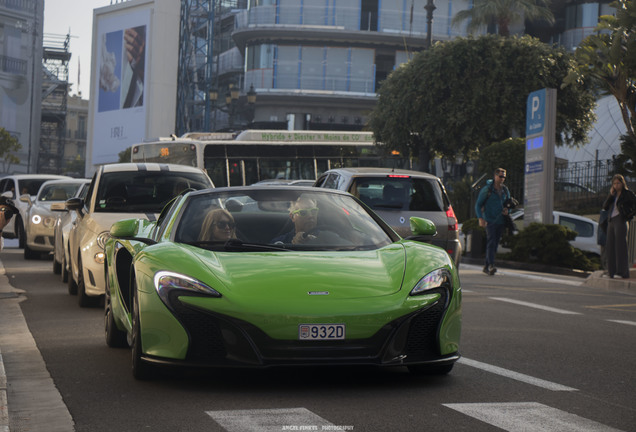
298, 324, 345, 340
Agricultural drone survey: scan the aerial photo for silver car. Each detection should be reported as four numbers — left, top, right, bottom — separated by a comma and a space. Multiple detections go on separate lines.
22, 178, 89, 259
0, 174, 72, 248
52, 179, 91, 280
314, 167, 462, 265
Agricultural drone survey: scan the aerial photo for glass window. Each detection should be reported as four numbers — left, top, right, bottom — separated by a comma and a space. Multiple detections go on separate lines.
349, 48, 374, 93
349, 177, 444, 211
560, 216, 594, 238
94, 171, 211, 213
325, 47, 349, 91
300, 46, 324, 90
275, 45, 300, 89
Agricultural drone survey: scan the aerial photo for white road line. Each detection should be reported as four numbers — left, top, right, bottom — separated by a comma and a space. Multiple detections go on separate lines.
607, 320, 636, 326
443, 402, 625, 432
458, 358, 578, 392
490, 297, 581, 315
207, 407, 350, 432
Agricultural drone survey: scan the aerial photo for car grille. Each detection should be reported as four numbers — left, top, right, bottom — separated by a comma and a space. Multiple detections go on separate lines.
405, 287, 448, 359
169, 294, 227, 362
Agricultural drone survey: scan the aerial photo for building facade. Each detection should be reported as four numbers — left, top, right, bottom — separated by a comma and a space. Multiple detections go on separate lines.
0, 0, 44, 174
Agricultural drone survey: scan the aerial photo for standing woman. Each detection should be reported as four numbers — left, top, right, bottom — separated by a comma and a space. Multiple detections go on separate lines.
602, 174, 636, 278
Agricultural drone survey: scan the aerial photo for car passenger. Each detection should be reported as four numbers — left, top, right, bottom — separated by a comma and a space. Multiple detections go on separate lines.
199, 208, 237, 242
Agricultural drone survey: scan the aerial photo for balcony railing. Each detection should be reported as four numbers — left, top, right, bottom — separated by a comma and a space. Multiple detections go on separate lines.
0, 55, 27, 75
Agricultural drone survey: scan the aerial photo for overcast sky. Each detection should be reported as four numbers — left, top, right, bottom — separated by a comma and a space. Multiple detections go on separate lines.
43, 0, 111, 99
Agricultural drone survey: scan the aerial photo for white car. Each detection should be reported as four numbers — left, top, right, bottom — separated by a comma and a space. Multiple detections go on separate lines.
52, 180, 91, 281
66, 163, 214, 307
21, 178, 90, 259
0, 174, 72, 248
510, 209, 600, 255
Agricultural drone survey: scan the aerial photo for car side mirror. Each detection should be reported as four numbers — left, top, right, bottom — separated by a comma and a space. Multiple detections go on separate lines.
65, 197, 85, 216
19, 193, 31, 204
110, 218, 139, 238
50, 202, 67, 212
409, 217, 437, 236
110, 218, 157, 245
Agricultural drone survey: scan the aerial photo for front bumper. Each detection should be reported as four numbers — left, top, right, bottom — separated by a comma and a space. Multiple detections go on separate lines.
141, 287, 459, 369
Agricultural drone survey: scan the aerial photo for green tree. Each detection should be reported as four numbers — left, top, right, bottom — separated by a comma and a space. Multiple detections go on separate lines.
0, 127, 22, 173
565, 0, 636, 172
452, 0, 555, 36
118, 147, 131, 163
369, 35, 595, 170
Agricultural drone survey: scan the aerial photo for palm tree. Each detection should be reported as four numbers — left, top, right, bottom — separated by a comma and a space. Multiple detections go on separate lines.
452, 0, 555, 37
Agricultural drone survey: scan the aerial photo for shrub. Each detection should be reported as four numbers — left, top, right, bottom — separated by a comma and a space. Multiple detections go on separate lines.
505, 222, 596, 271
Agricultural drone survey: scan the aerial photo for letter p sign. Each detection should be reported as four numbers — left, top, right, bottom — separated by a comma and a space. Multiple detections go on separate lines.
526, 89, 546, 136
531, 96, 540, 119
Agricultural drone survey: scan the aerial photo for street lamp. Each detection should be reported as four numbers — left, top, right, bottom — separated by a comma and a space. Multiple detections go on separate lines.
209, 83, 257, 131
425, 0, 436, 48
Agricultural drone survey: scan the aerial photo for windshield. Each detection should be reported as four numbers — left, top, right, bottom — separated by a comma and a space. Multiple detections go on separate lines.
174, 189, 395, 251
37, 183, 83, 202
94, 171, 211, 213
350, 176, 445, 211
18, 179, 54, 196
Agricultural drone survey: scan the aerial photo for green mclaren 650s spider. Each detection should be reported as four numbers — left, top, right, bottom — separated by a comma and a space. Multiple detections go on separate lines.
104, 186, 461, 379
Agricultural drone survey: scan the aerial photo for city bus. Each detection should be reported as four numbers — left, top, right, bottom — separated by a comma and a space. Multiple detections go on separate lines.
131, 129, 409, 187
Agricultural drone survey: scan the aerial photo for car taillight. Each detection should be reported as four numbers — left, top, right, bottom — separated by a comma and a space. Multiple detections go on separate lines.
387, 174, 410, 178
446, 205, 458, 231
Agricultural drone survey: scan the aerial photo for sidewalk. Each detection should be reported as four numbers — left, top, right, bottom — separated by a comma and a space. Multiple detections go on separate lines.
462, 256, 636, 296
0, 248, 74, 432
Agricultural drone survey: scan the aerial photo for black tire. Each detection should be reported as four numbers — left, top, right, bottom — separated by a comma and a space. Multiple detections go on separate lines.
61, 252, 69, 283
67, 262, 78, 295
16, 217, 25, 249
131, 285, 155, 380
53, 256, 62, 274
24, 244, 39, 260
408, 363, 454, 375
105, 288, 129, 348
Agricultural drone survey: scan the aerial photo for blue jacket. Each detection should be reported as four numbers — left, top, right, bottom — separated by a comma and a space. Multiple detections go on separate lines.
475, 179, 510, 225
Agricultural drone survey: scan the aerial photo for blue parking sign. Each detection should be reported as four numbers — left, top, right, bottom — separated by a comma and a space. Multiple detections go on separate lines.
526, 89, 546, 136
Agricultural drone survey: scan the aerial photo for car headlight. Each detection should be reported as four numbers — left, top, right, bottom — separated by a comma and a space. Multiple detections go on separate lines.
154, 271, 222, 301
96, 231, 111, 249
410, 268, 452, 296
32, 214, 42, 225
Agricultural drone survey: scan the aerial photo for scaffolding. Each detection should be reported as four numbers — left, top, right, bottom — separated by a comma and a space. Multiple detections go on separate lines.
176, 0, 245, 135
176, 0, 215, 135
40, 33, 70, 174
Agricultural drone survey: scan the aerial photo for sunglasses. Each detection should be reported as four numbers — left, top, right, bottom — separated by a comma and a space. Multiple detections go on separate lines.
214, 221, 235, 229
0, 207, 14, 219
291, 207, 319, 217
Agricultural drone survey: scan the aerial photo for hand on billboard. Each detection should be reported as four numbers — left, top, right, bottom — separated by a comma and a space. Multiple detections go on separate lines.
124, 27, 145, 82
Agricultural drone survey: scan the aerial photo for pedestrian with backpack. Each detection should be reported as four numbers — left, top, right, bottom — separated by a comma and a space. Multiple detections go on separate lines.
475, 168, 511, 276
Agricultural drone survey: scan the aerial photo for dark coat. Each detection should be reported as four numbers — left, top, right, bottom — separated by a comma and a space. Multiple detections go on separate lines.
603, 189, 636, 221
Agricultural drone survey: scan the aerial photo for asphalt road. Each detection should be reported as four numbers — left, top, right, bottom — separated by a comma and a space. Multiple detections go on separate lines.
1, 245, 635, 432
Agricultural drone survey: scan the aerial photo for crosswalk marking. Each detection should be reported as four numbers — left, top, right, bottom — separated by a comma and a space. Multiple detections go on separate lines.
607, 319, 636, 326
443, 402, 625, 432
459, 358, 578, 391
206, 407, 340, 432
490, 297, 581, 315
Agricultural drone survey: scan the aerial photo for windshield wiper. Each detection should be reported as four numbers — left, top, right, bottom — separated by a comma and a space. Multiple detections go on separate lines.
223, 239, 291, 252
373, 204, 403, 209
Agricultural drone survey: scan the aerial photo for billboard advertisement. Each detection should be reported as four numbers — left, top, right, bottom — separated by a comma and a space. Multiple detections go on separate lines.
91, 7, 150, 166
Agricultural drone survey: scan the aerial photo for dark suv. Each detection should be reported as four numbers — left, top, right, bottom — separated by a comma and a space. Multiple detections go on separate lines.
314, 167, 461, 265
